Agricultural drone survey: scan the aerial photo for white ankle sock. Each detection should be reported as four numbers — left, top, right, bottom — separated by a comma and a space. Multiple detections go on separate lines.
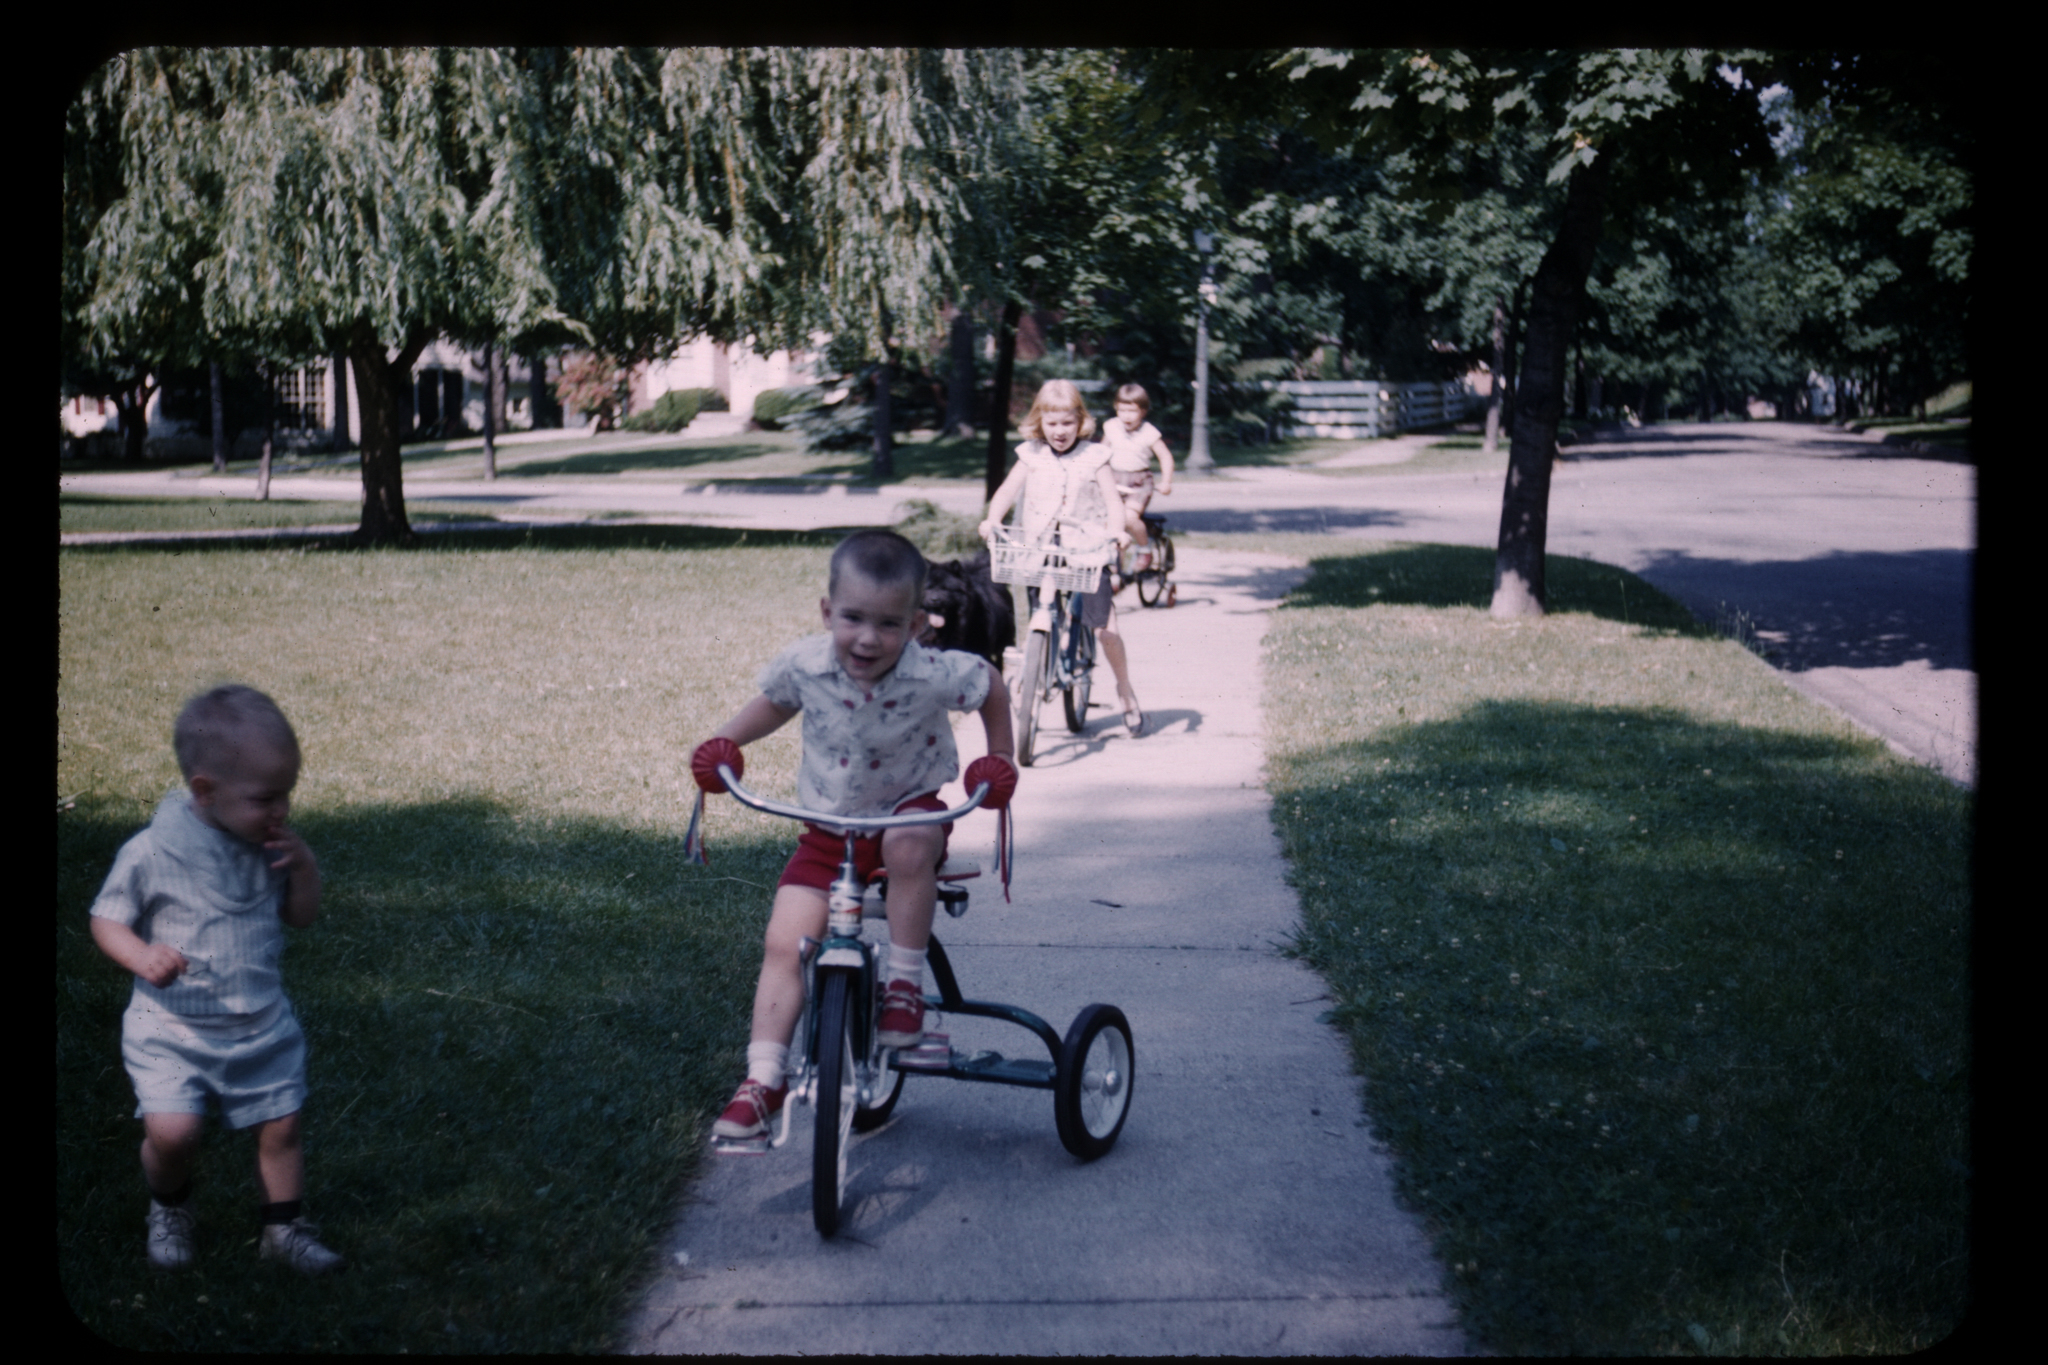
746, 1041, 789, 1089
888, 945, 928, 984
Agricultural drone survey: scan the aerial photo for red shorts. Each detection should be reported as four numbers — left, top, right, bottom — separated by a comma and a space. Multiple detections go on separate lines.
776, 793, 952, 892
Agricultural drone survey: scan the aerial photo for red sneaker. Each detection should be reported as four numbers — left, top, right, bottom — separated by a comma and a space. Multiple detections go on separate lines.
713, 1079, 788, 1139
877, 980, 927, 1049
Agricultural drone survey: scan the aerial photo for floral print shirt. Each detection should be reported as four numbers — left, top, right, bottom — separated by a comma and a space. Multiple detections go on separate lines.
757, 634, 994, 827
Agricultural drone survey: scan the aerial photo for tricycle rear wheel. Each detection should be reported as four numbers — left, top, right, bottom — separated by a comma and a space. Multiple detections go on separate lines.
1055, 1004, 1134, 1160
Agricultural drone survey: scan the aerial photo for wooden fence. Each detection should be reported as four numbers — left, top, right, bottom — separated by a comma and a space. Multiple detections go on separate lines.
1264, 379, 1478, 439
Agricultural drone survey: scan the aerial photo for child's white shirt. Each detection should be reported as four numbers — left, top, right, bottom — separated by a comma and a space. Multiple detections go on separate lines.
757, 636, 993, 829
1100, 419, 1163, 474
1009, 439, 1114, 541
90, 790, 290, 1019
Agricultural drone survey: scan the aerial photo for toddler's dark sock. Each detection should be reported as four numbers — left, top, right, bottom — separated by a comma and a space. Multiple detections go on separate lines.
149, 1179, 193, 1208
259, 1199, 303, 1227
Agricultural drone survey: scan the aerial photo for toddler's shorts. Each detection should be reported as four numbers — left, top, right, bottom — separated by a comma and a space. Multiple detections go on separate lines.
122, 995, 308, 1129
778, 792, 952, 893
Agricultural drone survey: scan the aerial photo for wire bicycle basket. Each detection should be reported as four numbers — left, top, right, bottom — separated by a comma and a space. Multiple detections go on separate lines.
988, 526, 1114, 592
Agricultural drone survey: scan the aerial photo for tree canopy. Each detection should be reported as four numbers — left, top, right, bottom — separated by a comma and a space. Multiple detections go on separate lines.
65, 47, 1967, 553
63, 46, 1021, 537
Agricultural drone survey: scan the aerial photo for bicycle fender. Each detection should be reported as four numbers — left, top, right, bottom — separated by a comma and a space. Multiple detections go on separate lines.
817, 946, 866, 969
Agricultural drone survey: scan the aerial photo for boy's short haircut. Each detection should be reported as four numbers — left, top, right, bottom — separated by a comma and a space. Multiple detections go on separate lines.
829, 529, 929, 601
173, 684, 300, 778
1019, 379, 1099, 444
1114, 383, 1151, 413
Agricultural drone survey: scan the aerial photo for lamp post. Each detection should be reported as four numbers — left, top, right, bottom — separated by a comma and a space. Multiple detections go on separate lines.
1187, 229, 1216, 473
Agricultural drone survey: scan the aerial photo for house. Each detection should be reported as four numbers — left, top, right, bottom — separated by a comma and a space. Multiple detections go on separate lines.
61, 337, 823, 459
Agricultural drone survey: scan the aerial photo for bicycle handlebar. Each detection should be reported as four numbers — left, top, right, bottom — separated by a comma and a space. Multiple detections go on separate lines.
716, 765, 989, 830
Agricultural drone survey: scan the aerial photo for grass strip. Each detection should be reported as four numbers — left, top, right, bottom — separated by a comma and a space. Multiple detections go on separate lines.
1259, 541, 1970, 1356
58, 526, 861, 1352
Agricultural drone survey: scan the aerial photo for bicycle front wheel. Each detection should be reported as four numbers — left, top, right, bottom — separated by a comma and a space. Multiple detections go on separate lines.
812, 970, 858, 1236
1016, 628, 1048, 766
1064, 618, 1095, 732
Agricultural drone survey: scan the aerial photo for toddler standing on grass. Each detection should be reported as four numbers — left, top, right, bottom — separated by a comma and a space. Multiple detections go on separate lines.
690, 530, 1018, 1141
89, 684, 342, 1275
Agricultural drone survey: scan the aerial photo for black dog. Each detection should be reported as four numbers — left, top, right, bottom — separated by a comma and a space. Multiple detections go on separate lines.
921, 549, 1015, 668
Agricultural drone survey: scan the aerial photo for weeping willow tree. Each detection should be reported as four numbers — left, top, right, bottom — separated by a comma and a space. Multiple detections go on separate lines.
65, 47, 1021, 538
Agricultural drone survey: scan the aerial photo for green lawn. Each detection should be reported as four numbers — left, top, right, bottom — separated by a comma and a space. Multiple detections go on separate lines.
1250, 538, 1970, 1355
58, 526, 855, 1352
60, 524, 1966, 1354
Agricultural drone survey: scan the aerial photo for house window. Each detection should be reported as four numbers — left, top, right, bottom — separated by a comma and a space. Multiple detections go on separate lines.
274, 365, 328, 430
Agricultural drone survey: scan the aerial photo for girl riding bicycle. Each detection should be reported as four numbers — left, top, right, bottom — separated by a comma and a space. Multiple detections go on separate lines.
978, 380, 1145, 735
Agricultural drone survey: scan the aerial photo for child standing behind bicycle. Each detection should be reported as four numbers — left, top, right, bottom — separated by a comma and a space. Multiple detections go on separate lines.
978, 380, 1146, 735
690, 530, 1018, 1142
1100, 383, 1175, 573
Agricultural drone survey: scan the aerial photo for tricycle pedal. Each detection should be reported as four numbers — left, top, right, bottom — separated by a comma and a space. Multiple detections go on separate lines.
710, 1136, 772, 1156
894, 1033, 952, 1071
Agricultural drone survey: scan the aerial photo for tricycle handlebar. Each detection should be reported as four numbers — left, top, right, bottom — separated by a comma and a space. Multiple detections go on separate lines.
717, 766, 989, 830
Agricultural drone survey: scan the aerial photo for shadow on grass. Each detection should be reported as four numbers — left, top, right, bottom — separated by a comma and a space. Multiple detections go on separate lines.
1281, 542, 1711, 633
499, 439, 797, 477
58, 793, 783, 1354
1271, 698, 1970, 1354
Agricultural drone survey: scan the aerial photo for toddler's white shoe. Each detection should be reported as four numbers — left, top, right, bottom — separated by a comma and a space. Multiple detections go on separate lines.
259, 1217, 344, 1274
146, 1199, 196, 1270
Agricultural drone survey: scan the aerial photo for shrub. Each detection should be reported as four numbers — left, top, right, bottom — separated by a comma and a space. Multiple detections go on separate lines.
552, 353, 626, 431
751, 387, 818, 431
893, 498, 985, 557
620, 387, 727, 433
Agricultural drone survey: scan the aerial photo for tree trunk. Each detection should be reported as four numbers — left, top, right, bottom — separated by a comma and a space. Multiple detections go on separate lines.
945, 306, 976, 437
1491, 157, 1607, 619
257, 362, 274, 502
482, 341, 497, 481
871, 362, 895, 481
118, 377, 155, 462
983, 297, 1022, 502
1482, 295, 1506, 456
210, 362, 227, 473
332, 353, 351, 450
1501, 279, 1527, 436
347, 323, 428, 545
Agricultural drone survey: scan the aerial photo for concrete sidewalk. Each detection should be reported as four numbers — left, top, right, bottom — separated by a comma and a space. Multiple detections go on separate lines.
620, 548, 1474, 1356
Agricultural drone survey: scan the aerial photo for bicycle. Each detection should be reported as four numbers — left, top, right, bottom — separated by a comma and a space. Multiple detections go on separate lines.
987, 522, 1116, 766
1117, 513, 1177, 608
704, 766, 1135, 1237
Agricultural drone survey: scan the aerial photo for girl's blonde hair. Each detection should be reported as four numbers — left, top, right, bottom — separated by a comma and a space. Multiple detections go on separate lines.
1114, 382, 1151, 413
1019, 379, 1098, 445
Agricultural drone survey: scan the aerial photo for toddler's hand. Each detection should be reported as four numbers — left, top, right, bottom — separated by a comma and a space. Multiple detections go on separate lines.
691, 737, 744, 793
135, 943, 189, 988
265, 826, 318, 879
976, 519, 995, 542
963, 754, 1018, 810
